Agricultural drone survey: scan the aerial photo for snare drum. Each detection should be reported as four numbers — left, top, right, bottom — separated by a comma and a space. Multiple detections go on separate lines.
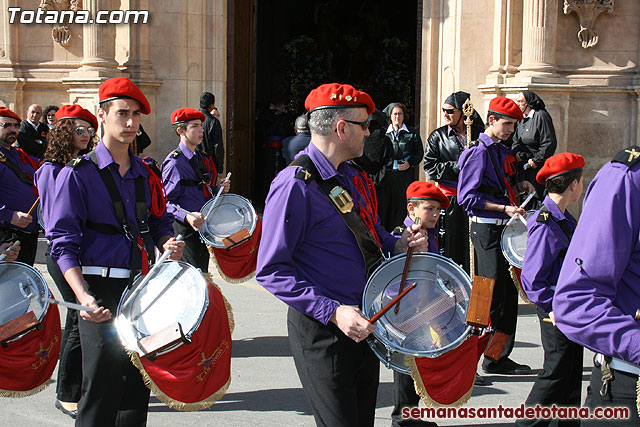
199, 193, 258, 248
500, 210, 535, 269
116, 261, 232, 410
362, 253, 473, 374
0, 262, 61, 397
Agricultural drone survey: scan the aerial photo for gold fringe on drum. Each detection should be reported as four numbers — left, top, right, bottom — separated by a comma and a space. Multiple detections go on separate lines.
508, 266, 534, 305
407, 356, 473, 408
636, 374, 640, 418
209, 245, 256, 284
203, 273, 235, 335
0, 380, 51, 398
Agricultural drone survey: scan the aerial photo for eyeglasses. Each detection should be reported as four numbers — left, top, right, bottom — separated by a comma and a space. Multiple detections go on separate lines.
442, 108, 456, 115
74, 126, 96, 137
343, 119, 370, 131
0, 122, 19, 129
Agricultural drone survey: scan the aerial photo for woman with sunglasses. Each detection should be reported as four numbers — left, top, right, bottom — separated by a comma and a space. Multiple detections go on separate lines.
34, 104, 97, 419
377, 102, 424, 231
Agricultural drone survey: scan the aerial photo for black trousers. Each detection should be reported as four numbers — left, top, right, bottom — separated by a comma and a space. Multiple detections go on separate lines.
173, 220, 209, 272
581, 364, 640, 426
515, 307, 583, 427
377, 169, 415, 232
0, 227, 38, 266
437, 196, 470, 274
392, 371, 433, 427
46, 250, 82, 403
470, 222, 519, 367
287, 307, 380, 427
76, 276, 150, 427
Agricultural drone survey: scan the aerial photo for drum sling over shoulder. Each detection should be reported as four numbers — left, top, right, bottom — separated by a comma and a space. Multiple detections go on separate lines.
171, 149, 215, 195
0, 150, 34, 186
291, 155, 382, 277
71, 151, 156, 284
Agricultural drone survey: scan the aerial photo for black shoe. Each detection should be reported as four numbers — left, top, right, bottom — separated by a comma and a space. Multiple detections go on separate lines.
474, 373, 487, 385
482, 358, 531, 375
55, 400, 77, 419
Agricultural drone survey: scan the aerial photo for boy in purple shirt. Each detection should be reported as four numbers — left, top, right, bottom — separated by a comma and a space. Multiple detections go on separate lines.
516, 152, 585, 427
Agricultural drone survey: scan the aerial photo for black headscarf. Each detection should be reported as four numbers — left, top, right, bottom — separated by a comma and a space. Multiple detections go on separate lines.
522, 90, 546, 111
443, 91, 485, 129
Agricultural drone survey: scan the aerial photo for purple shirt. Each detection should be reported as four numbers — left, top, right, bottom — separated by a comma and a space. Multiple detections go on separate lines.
34, 160, 63, 238
161, 142, 215, 223
49, 142, 174, 275
457, 133, 510, 219
256, 142, 399, 325
0, 145, 39, 233
521, 196, 576, 313
554, 160, 640, 364
403, 215, 438, 255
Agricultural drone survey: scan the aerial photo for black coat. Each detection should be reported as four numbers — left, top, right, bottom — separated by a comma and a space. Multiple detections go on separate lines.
423, 124, 484, 183
16, 121, 48, 159
512, 110, 557, 167
197, 108, 224, 172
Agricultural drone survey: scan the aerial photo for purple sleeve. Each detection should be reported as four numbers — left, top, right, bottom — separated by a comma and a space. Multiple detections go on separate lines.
554, 164, 640, 364
161, 160, 187, 223
521, 220, 557, 313
457, 147, 490, 213
256, 170, 340, 325
34, 164, 55, 239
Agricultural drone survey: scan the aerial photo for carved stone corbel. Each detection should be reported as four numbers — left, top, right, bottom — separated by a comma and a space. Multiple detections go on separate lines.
563, 0, 614, 48
39, 0, 81, 47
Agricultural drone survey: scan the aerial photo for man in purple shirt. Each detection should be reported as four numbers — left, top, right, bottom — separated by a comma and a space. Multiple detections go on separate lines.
0, 106, 39, 265
257, 83, 427, 427
554, 146, 640, 426
517, 152, 585, 427
162, 108, 229, 272
48, 77, 184, 427
457, 96, 534, 375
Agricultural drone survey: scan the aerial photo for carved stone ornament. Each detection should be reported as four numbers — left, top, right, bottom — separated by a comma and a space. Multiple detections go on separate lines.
563, 0, 614, 48
39, 0, 81, 47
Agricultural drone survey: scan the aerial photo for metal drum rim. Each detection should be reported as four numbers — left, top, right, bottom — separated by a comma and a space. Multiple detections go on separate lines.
115, 260, 210, 353
500, 209, 536, 269
0, 260, 50, 324
362, 252, 473, 362
199, 193, 257, 248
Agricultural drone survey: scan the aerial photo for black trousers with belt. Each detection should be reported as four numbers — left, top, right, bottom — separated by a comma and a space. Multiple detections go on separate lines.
173, 220, 209, 272
515, 307, 583, 427
287, 307, 380, 427
76, 275, 150, 427
46, 249, 82, 403
0, 227, 38, 266
581, 363, 640, 426
470, 221, 519, 367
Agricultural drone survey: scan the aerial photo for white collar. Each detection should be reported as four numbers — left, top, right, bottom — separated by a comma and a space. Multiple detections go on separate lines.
386, 123, 408, 134
525, 108, 535, 119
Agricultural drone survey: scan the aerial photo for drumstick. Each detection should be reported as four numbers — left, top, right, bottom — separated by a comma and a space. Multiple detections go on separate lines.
0, 240, 20, 262
205, 172, 232, 218
542, 318, 553, 323
394, 217, 420, 314
172, 204, 199, 218
41, 297, 94, 312
505, 192, 536, 227
26, 197, 39, 216
369, 282, 417, 324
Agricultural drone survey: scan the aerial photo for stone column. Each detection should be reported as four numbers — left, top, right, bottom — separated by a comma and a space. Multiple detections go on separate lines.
519, 0, 558, 76
73, 0, 119, 75
120, 0, 156, 81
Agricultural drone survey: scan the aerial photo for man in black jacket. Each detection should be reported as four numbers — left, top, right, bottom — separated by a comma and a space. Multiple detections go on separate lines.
197, 92, 224, 175
16, 104, 49, 159
423, 91, 484, 275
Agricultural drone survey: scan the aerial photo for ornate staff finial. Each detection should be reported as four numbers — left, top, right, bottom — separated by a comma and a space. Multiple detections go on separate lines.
462, 99, 474, 148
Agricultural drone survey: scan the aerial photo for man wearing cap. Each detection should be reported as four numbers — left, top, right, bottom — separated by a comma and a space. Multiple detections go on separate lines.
16, 103, 49, 160
457, 96, 535, 375
162, 107, 230, 272
0, 106, 40, 265
516, 153, 585, 427
423, 91, 485, 274
257, 83, 428, 427
553, 146, 640, 426
48, 77, 184, 427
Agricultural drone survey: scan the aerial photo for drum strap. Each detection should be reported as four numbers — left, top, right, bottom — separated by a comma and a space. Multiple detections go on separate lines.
81, 150, 156, 282
173, 149, 215, 195
481, 140, 516, 205
0, 149, 35, 186
290, 155, 382, 277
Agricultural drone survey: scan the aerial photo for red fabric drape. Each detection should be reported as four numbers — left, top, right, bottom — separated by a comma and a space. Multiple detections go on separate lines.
211, 217, 262, 281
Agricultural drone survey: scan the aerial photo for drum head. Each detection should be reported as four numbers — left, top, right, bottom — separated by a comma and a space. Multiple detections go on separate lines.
0, 262, 49, 325
500, 210, 535, 269
116, 261, 208, 354
362, 253, 472, 372
199, 194, 258, 248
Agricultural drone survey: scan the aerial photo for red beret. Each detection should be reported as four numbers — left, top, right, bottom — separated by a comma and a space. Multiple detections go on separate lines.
171, 108, 205, 125
406, 181, 450, 209
98, 77, 150, 114
304, 83, 375, 115
0, 106, 21, 123
55, 104, 98, 130
488, 96, 523, 121
536, 152, 585, 184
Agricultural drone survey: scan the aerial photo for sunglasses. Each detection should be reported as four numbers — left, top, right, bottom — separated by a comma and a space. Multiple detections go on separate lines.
343, 118, 370, 131
442, 108, 456, 115
74, 126, 96, 137
0, 122, 20, 129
